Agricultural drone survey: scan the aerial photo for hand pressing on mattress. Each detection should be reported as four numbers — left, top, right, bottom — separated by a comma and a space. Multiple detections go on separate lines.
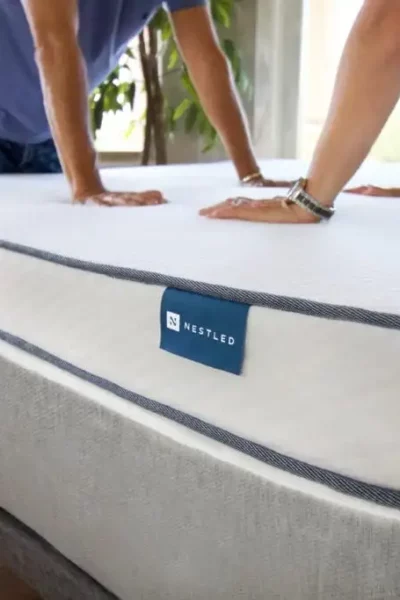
200, 196, 318, 224
201, 3, 400, 224
74, 189, 166, 207
21, 0, 166, 209
344, 185, 400, 197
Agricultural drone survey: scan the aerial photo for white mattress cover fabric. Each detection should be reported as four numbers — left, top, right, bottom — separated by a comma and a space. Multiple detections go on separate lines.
1, 160, 400, 313
1, 160, 400, 497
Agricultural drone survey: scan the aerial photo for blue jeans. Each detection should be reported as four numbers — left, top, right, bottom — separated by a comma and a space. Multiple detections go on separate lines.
0, 138, 62, 174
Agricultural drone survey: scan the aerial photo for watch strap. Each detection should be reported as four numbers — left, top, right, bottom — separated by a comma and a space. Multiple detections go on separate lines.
287, 179, 335, 220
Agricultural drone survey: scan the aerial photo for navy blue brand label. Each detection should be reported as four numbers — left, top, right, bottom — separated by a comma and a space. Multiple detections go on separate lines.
160, 288, 250, 375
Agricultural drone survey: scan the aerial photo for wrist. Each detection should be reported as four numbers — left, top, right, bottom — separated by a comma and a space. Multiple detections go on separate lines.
304, 177, 336, 208
239, 163, 262, 182
72, 170, 105, 202
286, 178, 335, 221
235, 157, 260, 182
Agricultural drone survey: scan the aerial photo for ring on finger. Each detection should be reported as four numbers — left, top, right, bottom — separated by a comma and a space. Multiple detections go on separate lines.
231, 196, 252, 207
281, 198, 295, 210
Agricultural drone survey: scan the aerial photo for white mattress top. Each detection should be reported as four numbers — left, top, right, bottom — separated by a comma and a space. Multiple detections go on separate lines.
1, 159, 400, 316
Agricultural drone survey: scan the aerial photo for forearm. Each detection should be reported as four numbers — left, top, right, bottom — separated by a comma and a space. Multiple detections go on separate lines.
188, 51, 258, 179
35, 34, 103, 199
306, 4, 400, 206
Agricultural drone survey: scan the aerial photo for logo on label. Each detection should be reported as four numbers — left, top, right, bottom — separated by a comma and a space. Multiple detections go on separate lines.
166, 311, 235, 345
161, 289, 249, 375
166, 311, 181, 332
182, 322, 235, 345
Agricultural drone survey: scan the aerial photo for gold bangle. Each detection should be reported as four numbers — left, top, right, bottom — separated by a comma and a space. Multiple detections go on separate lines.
241, 170, 262, 184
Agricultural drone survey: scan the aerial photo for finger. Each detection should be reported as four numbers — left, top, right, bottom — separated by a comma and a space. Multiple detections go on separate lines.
362, 187, 384, 197
108, 195, 142, 207
78, 194, 142, 207
199, 200, 233, 216
120, 193, 148, 206
344, 185, 370, 195
145, 196, 167, 206
207, 205, 280, 221
125, 192, 166, 206
133, 197, 167, 206
200, 198, 281, 216
344, 185, 392, 197
140, 197, 167, 205
204, 205, 267, 221
206, 203, 316, 224
136, 190, 165, 202
95, 194, 166, 207
261, 179, 296, 188
250, 199, 286, 208
100, 191, 163, 206
91, 195, 126, 207
200, 197, 254, 216
359, 186, 400, 197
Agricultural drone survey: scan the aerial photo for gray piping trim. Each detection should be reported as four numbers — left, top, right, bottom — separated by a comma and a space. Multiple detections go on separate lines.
1, 328, 400, 510
2, 240, 400, 331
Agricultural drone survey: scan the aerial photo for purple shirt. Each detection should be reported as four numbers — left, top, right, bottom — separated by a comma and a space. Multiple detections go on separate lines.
0, 0, 204, 143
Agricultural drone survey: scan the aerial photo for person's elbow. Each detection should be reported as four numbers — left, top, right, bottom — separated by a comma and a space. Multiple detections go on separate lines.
358, 0, 400, 61
208, 43, 230, 73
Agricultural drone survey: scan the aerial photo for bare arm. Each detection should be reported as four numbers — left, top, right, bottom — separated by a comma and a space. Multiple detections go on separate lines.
169, 5, 259, 180
22, 0, 165, 207
201, 0, 400, 222
306, 0, 400, 206
22, 0, 103, 200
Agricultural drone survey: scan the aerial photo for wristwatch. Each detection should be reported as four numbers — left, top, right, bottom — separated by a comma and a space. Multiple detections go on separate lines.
286, 178, 335, 221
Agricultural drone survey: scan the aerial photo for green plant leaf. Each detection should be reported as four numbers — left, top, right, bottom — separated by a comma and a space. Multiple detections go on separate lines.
214, 3, 230, 27
211, 0, 234, 28
124, 120, 136, 139
151, 8, 169, 31
202, 128, 218, 153
173, 98, 191, 121
184, 104, 199, 133
168, 47, 179, 70
222, 38, 241, 82
180, 70, 198, 101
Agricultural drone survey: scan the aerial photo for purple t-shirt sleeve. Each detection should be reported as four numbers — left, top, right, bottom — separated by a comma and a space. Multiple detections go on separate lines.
165, 0, 206, 12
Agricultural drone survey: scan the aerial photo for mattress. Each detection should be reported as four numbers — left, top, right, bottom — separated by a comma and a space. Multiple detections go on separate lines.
1, 159, 400, 600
